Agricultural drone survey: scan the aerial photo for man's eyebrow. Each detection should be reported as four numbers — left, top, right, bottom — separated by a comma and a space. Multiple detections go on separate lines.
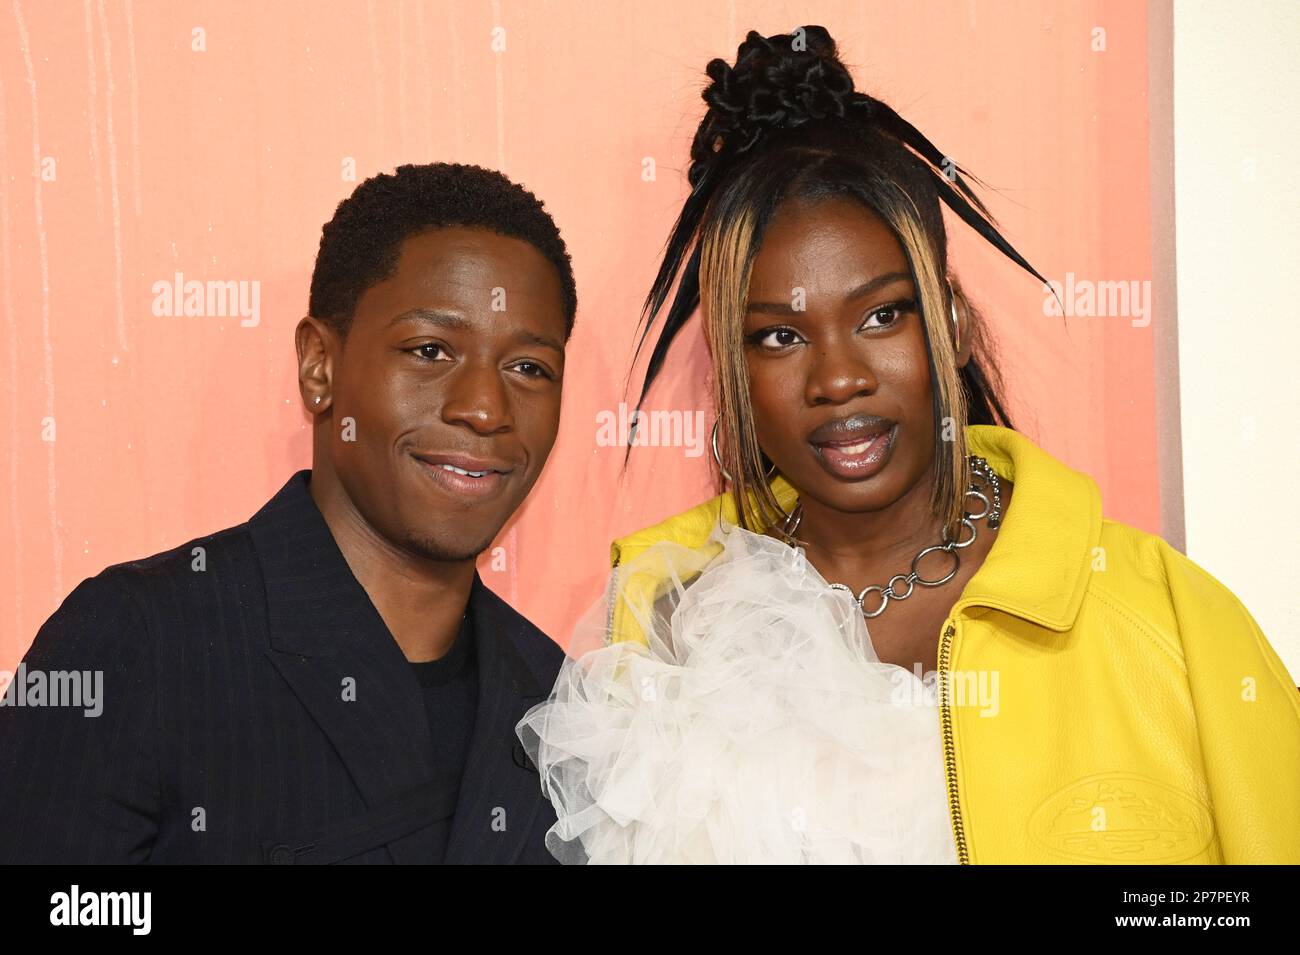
387, 307, 470, 330
388, 307, 564, 354
746, 271, 914, 315
512, 330, 565, 355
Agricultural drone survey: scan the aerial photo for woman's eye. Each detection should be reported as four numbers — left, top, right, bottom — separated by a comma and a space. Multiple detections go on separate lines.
752, 328, 803, 350
862, 299, 915, 329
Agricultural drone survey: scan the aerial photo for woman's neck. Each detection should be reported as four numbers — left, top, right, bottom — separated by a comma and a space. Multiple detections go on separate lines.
776, 472, 944, 586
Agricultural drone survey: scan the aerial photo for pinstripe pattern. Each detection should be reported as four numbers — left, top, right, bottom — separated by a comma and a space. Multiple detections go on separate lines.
0, 471, 564, 864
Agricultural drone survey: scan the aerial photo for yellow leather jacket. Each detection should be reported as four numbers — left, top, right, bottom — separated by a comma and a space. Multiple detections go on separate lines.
607, 424, 1300, 863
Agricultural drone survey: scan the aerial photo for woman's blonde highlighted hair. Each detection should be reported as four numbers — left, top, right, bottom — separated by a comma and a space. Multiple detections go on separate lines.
698, 165, 975, 542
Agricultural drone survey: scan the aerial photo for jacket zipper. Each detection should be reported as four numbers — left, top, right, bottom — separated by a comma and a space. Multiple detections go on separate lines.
939, 621, 970, 863
604, 562, 620, 645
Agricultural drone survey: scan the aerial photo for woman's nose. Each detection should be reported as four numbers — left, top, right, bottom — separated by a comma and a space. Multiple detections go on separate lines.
804, 345, 878, 405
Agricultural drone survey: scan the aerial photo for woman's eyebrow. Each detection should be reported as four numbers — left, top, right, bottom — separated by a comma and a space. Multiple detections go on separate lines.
844, 271, 913, 300
746, 271, 913, 314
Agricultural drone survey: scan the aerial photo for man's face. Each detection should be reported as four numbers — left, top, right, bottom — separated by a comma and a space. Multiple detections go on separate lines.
325, 226, 566, 561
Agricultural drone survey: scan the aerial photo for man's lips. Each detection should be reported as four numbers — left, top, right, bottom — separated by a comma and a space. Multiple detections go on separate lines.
411, 452, 517, 498
412, 451, 516, 475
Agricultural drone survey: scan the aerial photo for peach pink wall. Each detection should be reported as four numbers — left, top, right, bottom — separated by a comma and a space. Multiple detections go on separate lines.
1, 0, 1162, 663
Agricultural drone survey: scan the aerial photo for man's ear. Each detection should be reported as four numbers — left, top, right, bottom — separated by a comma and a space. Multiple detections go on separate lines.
296, 316, 337, 414
951, 284, 973, 370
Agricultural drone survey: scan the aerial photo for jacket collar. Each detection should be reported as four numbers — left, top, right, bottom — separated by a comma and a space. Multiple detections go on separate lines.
443, 572, 549, 864
611, 425, 1101, 633
953, 424, 1101, 631
247, 470, 546, 863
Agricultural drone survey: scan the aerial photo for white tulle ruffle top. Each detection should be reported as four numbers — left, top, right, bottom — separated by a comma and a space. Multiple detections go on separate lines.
516, 518, 958, 864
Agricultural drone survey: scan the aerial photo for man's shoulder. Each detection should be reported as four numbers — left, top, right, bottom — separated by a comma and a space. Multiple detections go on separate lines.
24, 517, 262, 674
92, 472, 313, 606
472, 575, 564, 683
36, 520, 264, 659
94, 520, 259, 602
111, 520, 255, 574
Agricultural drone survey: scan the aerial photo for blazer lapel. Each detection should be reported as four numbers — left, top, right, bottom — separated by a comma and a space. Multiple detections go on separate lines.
443, 572, 549, 864
248, 472, 436, 862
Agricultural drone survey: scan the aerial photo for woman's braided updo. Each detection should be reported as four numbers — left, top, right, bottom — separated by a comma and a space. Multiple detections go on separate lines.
689, 26, 868, 189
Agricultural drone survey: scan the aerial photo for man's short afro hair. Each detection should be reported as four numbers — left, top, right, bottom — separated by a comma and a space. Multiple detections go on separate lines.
308, 162, 577, 338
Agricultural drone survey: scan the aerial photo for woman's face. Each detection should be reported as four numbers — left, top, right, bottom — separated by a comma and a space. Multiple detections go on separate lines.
741, 196, 940, 520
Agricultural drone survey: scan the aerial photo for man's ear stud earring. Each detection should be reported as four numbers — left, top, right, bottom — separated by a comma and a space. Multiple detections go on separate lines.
314, 396, 322, 406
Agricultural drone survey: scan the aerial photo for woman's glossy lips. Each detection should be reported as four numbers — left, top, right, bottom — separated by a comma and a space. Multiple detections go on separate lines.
810, 424, 896, 480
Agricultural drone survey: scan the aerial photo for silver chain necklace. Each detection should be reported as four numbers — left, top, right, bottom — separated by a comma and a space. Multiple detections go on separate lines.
780, 455, 1003, 619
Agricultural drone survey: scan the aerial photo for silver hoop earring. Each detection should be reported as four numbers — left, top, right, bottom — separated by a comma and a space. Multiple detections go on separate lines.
711, 419, 734, 482
949, 285, 961, 352
711, 418, 777, 483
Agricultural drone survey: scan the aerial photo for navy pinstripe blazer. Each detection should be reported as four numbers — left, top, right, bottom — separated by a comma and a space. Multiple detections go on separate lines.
0, 471, 565, 864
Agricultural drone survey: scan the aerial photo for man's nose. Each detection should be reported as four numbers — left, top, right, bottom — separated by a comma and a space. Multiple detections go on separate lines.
440, 362, 514, 433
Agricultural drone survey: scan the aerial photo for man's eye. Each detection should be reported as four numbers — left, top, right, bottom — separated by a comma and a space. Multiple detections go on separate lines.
408, 343, 449, 361
514, 361, 553, 380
